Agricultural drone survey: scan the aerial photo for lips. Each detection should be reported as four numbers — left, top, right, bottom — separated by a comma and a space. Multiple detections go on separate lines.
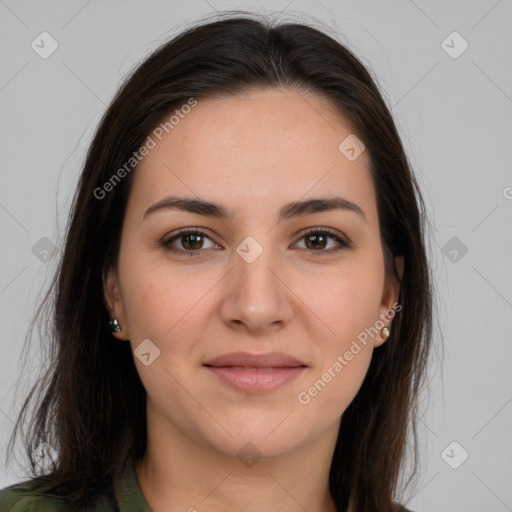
204, 351, 307, 368
203, 351, 307, 393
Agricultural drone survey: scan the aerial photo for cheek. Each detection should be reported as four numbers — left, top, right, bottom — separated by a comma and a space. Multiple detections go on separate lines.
292, 258, 383, 406
294, 259, 384, 343
298, 346, 373, 414
124, 282, 194, 349
294, 268, 379, 415
118, 264, 209, 400
118, 255, 222, 382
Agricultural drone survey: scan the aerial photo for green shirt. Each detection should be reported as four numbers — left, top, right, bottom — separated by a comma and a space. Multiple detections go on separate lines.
1, 467, 415, 512
0, 463, 152, 511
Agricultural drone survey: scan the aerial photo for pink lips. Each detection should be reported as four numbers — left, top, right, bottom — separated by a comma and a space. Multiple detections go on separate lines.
203, 351, 307, 394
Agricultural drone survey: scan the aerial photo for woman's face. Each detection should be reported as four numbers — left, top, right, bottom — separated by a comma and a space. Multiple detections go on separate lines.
105, 87, 402, 459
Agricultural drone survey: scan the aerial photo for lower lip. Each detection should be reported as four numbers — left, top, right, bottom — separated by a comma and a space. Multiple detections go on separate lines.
205, 366, 306, 393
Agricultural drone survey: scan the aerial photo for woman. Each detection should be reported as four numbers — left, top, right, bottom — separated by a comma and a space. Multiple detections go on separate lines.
1, 12, 432, 512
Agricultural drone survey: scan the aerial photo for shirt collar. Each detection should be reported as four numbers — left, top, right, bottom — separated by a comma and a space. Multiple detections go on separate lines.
113, 461, 152, 511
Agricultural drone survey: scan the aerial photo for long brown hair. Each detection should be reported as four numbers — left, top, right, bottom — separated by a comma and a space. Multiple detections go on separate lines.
5, 11, 433, 511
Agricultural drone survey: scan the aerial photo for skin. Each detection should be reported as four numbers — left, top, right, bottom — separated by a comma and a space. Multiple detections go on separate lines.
104, 87, 403, 512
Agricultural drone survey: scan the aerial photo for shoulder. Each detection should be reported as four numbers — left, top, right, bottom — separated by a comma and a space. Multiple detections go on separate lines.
0, 480, 68, 511
0, 479, 116, 511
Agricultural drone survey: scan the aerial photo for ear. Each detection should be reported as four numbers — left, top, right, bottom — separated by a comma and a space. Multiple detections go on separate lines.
103, 266, 130, 341
375, 255, 404, 347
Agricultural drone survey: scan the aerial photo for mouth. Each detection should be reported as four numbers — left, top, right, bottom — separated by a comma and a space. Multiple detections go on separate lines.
203, 352, 308, 394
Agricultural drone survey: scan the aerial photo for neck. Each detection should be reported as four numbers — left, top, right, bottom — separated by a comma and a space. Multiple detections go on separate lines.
135, 410, 339, 512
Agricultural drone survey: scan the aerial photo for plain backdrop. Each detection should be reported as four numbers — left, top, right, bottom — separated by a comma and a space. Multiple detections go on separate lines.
1, 1, 511, 511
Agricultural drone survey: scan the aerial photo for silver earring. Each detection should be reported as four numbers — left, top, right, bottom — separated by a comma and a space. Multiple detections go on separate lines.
109, 318, 121, 333
381, 326, 390, 339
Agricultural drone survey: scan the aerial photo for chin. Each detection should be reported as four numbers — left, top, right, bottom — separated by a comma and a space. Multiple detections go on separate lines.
198, 410, 315, 460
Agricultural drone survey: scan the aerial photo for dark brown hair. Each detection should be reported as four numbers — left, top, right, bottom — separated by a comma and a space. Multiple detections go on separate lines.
6, 11, 433, 512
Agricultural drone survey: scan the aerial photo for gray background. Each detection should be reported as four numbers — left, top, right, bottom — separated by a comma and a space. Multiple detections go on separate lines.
1, 1, 511, 511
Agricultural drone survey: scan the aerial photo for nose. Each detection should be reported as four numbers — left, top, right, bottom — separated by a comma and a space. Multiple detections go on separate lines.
219, 243, 294, 335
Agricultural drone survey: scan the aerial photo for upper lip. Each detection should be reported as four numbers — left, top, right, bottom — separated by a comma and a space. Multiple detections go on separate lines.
204, 351, 307, 368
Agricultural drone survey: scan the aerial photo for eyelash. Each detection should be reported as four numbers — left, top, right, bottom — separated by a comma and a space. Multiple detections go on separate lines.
161, 227, 350, 257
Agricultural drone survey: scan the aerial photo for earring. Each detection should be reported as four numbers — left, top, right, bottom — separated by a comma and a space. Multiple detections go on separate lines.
109, 318, 121, 333
381, 326, 390, 339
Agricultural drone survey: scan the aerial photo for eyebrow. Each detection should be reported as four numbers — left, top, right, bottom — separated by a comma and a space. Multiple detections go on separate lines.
143, 195, 367, 223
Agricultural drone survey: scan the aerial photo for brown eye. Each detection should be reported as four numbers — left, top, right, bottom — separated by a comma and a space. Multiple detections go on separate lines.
294, 229, 350, 253
162, 229, 218, 255
180, 233, 204, 251
304, 233, 328, 250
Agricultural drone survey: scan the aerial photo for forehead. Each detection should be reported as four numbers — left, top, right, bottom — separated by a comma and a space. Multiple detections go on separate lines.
129, 87, 377, 224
